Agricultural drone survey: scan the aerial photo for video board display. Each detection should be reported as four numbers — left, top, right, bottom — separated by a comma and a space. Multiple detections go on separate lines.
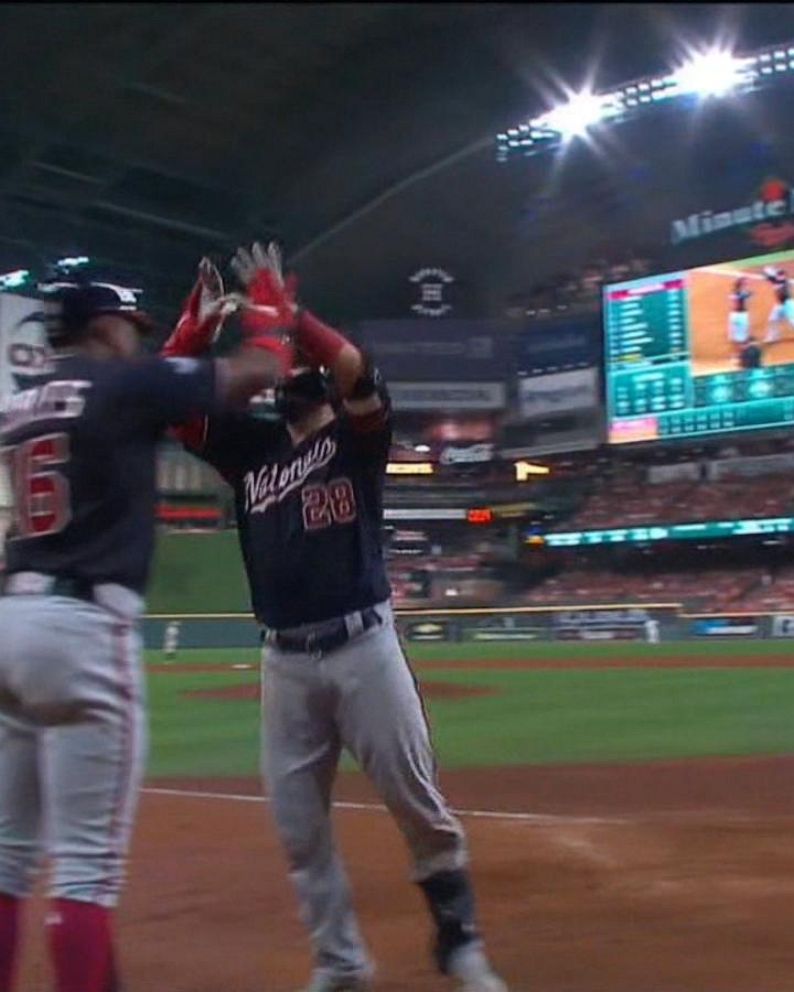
604, 249, 794, 444
544, 517, 794, 548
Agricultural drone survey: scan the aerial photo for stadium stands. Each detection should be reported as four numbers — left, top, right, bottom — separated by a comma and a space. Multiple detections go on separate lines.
734, 567, 794, 612
506, 251, 657, 317
522, 567, 766, 612
560, 475, 794, 531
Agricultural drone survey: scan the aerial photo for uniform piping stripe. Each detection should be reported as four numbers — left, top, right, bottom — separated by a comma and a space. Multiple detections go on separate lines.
396, 640, 439, 781
104, 623, 135, 900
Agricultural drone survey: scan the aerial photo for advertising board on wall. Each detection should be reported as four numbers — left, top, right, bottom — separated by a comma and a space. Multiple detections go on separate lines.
553, 608, 650, 628
709, 453, 794, 480
771, 615, 794, 637
517, 316, 601, 376
518, 368, 598, 421
670, 178, 794, 251
356, 319, 511, 381
438, 443, 494, 466
466, 616, 541, 641
648, 462, 701, 484
556, 627, 641, 641
403, 620, 450, 642
388, 382, 506, 411
0, 293, 47, 405
691, 617, 759, 637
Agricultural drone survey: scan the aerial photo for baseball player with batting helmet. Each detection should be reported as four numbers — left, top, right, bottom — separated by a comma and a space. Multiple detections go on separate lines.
165, 245, 509, 992
0, 278, 289, 992
763, 265, 794, 343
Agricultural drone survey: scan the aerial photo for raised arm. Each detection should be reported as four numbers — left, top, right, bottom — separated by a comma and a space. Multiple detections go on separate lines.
232, 241, 380, 415
162, 256, 293, 451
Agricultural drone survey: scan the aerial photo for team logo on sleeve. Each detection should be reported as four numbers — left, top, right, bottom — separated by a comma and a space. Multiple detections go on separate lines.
243, 435, 337, 514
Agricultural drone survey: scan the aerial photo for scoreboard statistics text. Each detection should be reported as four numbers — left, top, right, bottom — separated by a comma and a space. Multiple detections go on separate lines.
604, 249, 794, 444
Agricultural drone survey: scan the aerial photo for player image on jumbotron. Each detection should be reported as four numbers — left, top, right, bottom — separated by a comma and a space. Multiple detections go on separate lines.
604, 248, 794, 444
688, 254, 794, 376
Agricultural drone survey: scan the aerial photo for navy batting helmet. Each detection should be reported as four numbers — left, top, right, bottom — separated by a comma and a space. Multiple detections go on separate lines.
39, 280, 155, 346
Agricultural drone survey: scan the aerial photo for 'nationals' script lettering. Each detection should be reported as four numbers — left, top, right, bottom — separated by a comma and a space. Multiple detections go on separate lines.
243, 435, 337, 514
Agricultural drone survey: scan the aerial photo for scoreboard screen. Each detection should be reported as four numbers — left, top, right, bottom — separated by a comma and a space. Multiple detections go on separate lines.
604, 249, 794, 444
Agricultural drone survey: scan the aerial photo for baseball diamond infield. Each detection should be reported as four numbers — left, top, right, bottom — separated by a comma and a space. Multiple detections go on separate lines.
14, 641, 794, 991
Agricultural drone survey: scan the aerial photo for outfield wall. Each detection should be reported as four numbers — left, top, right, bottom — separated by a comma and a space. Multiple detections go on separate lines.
145, 534, 794, 648
141, 604, 794, 649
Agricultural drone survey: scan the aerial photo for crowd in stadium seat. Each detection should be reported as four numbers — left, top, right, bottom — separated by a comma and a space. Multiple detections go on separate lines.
562, 475, 793, 531
505, 251, 656, 317
734, 567, 794, 612
390, 557, 794, 613
387, 548, 510, 608
522, 567, 765, 612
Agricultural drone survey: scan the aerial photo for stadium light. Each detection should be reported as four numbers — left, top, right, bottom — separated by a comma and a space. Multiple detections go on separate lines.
515, 460, 550, 481
414, 443, 431, 453
537, 91, 610, 139
670, 49, 749, 98
0, 269, 30, 289
496, 39, 791, 162
56, 255, 90, 269
386, 462, 434, 476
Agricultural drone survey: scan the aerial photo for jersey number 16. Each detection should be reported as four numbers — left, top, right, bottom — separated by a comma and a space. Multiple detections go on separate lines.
1, 432, 71, 540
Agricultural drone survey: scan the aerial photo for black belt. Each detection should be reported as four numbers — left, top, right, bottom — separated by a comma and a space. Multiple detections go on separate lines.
266, 607, 381, 656
2, 574, 98, 604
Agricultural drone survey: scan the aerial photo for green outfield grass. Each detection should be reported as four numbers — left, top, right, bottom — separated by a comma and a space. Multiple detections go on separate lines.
144, 642, 794, 778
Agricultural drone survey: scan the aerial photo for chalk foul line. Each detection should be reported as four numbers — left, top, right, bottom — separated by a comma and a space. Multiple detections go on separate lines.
141, 786, 619, 825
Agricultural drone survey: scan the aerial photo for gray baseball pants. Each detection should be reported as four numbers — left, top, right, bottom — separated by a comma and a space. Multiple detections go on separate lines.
0, 593, 146, 908
261, 600, 468, 983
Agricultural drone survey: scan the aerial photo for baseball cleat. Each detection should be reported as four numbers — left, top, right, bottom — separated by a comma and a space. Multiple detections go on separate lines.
456, 975, 509, 992
447, 944, 509, 992
298, 974, 372, 992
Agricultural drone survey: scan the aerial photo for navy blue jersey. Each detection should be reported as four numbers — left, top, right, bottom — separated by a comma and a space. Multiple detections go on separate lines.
731, 289, 751, 312
0, 353, 217, 593
193, 397, 392, 629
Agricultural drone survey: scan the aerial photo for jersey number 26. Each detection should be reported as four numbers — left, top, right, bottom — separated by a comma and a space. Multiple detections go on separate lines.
1, 432, 71, 540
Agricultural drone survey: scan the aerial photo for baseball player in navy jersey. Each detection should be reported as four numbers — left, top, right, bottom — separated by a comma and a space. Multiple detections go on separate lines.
763, 266, 794, 343
0, 280, 287, 992
165, 245, 509, 992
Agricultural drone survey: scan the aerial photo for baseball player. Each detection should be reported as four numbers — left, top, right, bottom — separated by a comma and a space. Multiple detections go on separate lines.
163, 619, 182, 660
0, 280, 287, 992
727, 277, 752, 356
762, 266, 794, 343
165, 246, 509, 992
644, 617, 660, 644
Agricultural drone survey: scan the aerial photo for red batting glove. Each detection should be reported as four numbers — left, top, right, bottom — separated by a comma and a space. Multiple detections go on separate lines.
241, 272, 298, 337
231, 242, 299, 338
163, 259, 236, 358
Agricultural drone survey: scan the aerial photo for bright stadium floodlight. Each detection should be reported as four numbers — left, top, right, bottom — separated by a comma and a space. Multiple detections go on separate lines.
56, 255, 90, 269
671, 48, 747, 98
496, 40, 793, 162
539, 90, 608, 139
0, 269, 30, 289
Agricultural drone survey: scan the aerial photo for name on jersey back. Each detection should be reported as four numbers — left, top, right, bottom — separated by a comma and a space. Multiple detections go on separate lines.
0, 380, 92, 434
